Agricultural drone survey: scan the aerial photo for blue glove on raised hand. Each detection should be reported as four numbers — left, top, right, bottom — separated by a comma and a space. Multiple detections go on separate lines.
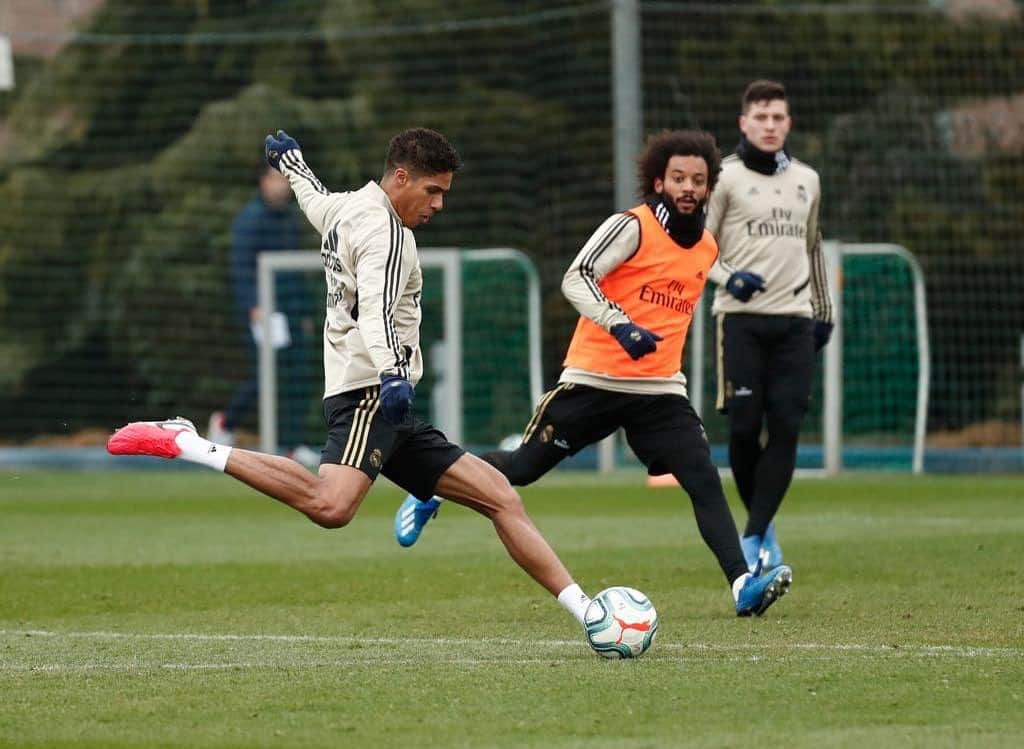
725, 271, 767, 302
379, 374, 415, 426
813, 320, 834, 352
264, 129, 300, 171
611, 323, 663, 361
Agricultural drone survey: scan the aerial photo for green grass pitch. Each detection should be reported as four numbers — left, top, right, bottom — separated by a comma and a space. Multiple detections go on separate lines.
1, 469, 1022, 748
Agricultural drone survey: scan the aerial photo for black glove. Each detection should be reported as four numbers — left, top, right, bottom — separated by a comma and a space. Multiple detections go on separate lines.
725, 271, 767, 302
264, 129, 300, 171
813, 321, 834, 352
610, 323, 663, 361
379, 374, 414, 426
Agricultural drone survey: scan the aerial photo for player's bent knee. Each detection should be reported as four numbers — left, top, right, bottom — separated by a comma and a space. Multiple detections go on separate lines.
666, 455, 719, 491
306, 465, 370, 529
308, 505, 351, 529
307, 496, 358, 529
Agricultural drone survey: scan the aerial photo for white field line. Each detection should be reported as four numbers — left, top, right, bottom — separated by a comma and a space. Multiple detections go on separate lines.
1, 659, 575, 672
0, 628, 1021, 670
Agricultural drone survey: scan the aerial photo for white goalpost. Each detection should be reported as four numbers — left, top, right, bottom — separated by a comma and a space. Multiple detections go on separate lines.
825, 242, 930, 475
256, 248, 543, 454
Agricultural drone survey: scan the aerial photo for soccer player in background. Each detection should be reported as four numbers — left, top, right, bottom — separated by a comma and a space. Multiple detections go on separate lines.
396, 129, 792, 617
706, 80, 834, 572
108, 127, 595, 631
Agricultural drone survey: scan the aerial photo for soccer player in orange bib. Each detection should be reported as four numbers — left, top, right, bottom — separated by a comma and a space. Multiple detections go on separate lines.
397, 130, 792, 616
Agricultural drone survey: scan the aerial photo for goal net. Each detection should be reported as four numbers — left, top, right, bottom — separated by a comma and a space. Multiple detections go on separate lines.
2, 3, 1021, 473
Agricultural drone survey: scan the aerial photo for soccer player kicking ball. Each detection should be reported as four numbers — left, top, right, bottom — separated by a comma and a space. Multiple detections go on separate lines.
395, 130, 792, 617
108, 128, 594, 632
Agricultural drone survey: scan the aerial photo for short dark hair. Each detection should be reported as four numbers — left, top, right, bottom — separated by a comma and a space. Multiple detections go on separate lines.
742, 79, 787, 113
384, 128, 462, 177
637, 129, 721, 197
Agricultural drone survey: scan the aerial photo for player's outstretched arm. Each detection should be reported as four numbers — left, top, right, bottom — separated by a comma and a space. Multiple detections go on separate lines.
264, 129, 337, 235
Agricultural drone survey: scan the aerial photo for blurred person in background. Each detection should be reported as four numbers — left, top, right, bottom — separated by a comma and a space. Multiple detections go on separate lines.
706, 79, 834, 572
209, 164, 319, 467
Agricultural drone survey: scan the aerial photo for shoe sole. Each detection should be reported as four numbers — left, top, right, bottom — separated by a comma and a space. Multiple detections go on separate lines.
752, 567, 792, 616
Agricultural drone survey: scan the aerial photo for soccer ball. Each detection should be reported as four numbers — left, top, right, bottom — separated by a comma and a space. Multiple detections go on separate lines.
584, 586, 658, 659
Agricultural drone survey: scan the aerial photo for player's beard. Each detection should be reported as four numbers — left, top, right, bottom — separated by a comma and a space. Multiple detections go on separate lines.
647, 193, 707, 248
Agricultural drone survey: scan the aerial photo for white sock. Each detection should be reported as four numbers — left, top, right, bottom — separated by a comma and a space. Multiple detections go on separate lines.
557, 583, 592, 626
174, 429, 231, 472
732, 573, 752, 601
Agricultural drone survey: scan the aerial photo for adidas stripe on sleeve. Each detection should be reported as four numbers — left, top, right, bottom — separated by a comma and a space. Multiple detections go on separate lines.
278, 149, 338, 236
561, 212, 640, 330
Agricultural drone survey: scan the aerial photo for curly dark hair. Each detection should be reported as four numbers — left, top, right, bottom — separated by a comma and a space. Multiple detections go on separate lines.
637, 129, 721, 198
384, 128, 462, 177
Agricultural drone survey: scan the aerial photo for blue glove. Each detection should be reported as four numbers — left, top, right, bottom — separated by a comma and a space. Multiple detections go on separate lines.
725, 271, 767, 302
611, 323, 663, 360
379, 374, 415, 426
813, 321, 834, 352
264, 129, 300, 171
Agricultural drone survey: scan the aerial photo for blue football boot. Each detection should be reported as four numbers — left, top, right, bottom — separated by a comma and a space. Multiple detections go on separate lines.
395, 494, 441, 548
735, 560, 793, 617
740, 533, 763, 572
760, 522, 784, 571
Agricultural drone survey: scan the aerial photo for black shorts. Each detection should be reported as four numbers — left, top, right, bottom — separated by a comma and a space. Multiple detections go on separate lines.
523, 383, 710, 476
714, 312, 815, 414
320, 387, 465, 500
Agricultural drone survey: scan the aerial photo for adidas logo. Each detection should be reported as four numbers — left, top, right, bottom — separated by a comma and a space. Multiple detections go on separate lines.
735, 387, 753, 397
554, 438, 570, 450
208, 445, 218, 453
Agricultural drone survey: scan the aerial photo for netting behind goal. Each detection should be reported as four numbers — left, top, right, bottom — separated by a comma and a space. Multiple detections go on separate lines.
839, 247, 928, 468
2, 1, 1022, 472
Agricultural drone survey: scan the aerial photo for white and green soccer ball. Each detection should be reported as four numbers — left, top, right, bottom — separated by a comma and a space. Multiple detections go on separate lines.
584, 586, 658, 659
